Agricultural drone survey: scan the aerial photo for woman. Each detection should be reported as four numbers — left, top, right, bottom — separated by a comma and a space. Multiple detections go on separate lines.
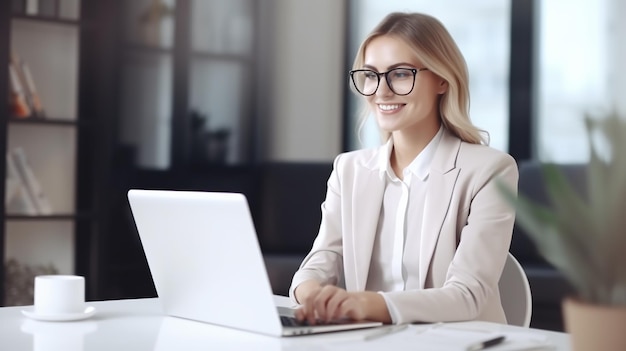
289, 12, 518, 325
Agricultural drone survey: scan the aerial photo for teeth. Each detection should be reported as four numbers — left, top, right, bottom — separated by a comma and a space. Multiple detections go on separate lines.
379, 104, 401, 111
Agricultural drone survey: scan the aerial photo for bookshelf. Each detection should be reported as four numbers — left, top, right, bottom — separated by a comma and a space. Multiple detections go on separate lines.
0, 0, 116, 306
0, 1, 80, 307
1, 0, 259, 303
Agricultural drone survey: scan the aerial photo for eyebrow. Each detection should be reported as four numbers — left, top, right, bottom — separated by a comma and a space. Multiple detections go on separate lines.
362, 62, 416, 71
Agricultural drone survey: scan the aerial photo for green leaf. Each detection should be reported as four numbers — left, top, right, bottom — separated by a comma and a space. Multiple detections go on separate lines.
584, 114, 626, 301
498, 111, 626, 306
540, 164, 597, 268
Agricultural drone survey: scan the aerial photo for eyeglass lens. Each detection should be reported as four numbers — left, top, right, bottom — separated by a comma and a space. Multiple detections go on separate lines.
351, 68, 416, 96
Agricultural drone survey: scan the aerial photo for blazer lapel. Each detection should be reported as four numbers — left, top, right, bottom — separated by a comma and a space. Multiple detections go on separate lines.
419, 130, 462, 288
347, 159, 385, 291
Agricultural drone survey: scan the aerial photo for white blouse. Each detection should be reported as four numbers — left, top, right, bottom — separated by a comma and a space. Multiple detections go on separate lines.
366, 127, 443, 322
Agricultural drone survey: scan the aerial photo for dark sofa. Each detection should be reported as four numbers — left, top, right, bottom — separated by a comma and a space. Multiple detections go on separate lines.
258, 163, 332, 298
508, 160, 584, 331
260, 160, 583, 331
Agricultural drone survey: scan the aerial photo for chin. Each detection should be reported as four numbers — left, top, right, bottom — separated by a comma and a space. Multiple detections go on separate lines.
375, 119, 401, 133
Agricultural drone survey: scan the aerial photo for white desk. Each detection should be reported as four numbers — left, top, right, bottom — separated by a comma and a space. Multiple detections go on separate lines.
0, 297, 571, 350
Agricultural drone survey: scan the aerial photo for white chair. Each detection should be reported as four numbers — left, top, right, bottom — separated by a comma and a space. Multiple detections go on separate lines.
498, 252, 532, 327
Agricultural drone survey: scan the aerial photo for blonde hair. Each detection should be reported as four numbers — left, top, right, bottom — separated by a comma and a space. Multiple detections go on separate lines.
352, 12, 487, 145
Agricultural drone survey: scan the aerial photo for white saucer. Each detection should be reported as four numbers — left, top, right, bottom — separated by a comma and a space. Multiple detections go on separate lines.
22, 306, 96, 322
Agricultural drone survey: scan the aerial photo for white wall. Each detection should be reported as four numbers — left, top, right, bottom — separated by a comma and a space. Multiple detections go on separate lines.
535, 0, 625, 162
264, 0, 346, 162
609, 0, 626, 115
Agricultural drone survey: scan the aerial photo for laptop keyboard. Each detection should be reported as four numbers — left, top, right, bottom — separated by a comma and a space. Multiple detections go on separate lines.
281, 315, 308, 327
280, 315, 347, 327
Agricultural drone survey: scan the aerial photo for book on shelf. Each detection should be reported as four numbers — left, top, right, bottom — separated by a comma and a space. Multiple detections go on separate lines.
18, 57, 46, 118
25, 0, 38, 16
8, 51, 46, 119
6, 147, 53, 215
5, 152, 38, 215
8, 61, 32, 118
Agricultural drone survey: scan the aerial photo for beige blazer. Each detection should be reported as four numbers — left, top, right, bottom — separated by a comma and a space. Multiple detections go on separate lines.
289, 129, 519, 324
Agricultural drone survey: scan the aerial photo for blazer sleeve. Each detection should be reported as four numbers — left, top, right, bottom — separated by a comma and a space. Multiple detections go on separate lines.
289, 155, 345, 304
380, 151, 519, 324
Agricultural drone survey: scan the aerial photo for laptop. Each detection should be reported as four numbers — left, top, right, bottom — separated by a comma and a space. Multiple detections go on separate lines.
127, 189, 382, 337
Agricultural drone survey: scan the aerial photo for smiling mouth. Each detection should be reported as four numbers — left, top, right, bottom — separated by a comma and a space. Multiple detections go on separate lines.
378, 104, 404, 111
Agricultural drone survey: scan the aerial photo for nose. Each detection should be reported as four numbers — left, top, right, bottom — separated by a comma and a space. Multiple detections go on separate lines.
376, 76, 394, 96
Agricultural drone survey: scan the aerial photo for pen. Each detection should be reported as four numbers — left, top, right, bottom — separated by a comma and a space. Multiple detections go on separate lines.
466, 335, 506, 351
364, 324, 409, 341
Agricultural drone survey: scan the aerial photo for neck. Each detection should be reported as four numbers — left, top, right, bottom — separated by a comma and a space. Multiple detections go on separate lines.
390, 121, 441, 175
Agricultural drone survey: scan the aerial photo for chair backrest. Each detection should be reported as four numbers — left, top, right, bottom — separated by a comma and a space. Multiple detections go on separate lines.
498, 252, 532, 327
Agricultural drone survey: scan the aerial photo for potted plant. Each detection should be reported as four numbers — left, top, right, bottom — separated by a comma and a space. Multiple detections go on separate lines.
499, 111, 626, 351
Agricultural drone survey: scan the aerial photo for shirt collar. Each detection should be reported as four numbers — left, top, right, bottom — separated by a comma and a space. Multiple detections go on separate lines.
377, 126, 444, 181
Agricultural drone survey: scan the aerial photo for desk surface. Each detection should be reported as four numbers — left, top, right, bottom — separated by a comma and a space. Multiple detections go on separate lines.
1, 297, 571, 351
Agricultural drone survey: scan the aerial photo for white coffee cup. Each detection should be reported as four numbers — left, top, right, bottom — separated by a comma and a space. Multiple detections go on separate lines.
34, 275, 85, 315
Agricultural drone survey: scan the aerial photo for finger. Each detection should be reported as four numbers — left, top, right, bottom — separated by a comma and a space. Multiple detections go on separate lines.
313, 285, 339, 323
335, 297, 353, 321
298, 286, 322, 322
294, 307, 305, 321
302, 286, 330, 325
303, 293, 319, 324
337, 295, 366, 321
325, 291, 349, 322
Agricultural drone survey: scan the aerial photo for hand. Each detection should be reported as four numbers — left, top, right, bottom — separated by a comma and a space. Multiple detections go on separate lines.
295, 285, 367, 325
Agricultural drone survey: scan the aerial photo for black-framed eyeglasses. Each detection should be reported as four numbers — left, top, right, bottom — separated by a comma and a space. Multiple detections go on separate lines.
349, 67, 428, 96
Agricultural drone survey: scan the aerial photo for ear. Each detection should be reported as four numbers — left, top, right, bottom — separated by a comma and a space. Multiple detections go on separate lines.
437, 79, 448, 95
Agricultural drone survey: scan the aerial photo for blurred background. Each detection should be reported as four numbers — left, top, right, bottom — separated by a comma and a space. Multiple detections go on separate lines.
1, 0, 624, 332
